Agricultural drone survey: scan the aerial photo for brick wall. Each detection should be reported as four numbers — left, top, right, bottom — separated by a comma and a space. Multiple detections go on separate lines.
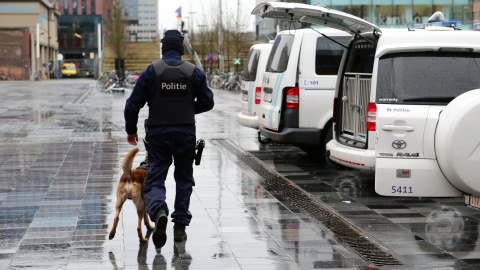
0, 29, 28, 80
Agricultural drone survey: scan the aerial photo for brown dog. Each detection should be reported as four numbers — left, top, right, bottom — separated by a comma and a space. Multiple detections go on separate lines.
109, 148, 154, 243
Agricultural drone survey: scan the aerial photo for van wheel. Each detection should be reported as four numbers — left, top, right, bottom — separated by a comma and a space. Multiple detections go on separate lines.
299, 145, 318, 155
298, 126, 333, 156
319, 125, 333, 157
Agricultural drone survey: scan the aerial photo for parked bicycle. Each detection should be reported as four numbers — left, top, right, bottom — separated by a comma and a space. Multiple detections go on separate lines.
96, 70, 137, 93
224, 72, 242, 91
209, 73, 226, 89
0, 69, 14, 80
208, 71, 242, 91
31, 70, 42, 81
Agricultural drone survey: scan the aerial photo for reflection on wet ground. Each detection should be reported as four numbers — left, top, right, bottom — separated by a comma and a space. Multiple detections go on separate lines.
245, 144, 480, 269
0, 80, 479, 269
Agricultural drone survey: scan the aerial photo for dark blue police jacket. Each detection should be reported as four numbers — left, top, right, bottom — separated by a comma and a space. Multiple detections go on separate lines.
124, 50, 214, 136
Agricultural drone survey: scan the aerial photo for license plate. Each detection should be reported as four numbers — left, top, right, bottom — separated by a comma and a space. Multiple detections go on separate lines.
264, 93, 272, 103
241, 93, 248, 101
465, 194, 480, 209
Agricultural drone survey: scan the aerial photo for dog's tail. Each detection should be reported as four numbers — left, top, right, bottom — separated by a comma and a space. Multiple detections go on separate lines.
122, 148, 139, 180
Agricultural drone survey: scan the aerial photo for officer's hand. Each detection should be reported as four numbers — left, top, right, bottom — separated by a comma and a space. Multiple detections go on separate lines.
127, 133, 138, 146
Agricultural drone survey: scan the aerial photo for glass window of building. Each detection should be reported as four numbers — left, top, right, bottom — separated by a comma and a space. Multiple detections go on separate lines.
64, 0, 68, 14
58, 15, 103, 75
82, 0, 86, 14
310, 0, 473, 29
91, 0, 95, 14
73, 0, 77, 14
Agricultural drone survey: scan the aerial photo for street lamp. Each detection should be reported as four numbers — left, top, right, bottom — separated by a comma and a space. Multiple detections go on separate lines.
188, 12, 196, 40
217, 0, 223, 73
183, 16, 189, 34
47, 5, 50, 79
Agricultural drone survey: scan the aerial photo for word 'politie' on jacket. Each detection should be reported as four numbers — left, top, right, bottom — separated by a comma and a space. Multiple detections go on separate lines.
148, 59, 196, 126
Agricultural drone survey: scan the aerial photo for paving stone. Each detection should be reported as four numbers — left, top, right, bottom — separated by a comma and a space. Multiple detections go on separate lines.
0, 80, 479, 269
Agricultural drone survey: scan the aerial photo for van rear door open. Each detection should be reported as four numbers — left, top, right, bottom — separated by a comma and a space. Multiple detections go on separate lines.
252, 2, 380, 35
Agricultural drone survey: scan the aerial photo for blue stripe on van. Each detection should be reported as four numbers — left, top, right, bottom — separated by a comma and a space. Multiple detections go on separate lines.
268, 73, 284, 127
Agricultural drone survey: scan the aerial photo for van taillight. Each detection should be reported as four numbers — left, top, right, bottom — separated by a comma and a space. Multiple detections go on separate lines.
286, 87, 299, 109
255, 87, 261, 104
367, 102, 377, 131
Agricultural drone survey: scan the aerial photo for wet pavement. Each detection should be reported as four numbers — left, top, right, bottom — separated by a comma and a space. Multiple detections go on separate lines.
0, 79, 480, 269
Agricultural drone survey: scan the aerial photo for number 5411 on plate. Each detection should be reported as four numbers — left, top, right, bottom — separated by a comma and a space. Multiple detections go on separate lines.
391, 186, 413, 194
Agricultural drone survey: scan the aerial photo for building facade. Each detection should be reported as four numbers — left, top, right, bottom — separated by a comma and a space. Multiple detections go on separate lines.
126, 0, 158, 42
56, 0, 157, 77
0, 0, 60, 80
254, 0, 476, 41
0, 0, 158, 79
473, 0, 480, 27
57, 0, 111, 77
311, 0, 473, 29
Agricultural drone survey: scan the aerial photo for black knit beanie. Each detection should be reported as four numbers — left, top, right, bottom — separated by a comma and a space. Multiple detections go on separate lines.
162, 30, 184, 55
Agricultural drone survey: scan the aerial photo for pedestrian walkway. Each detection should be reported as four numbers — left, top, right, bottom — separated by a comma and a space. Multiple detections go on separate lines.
1, 80, 480, 270
0, 80, 360, 270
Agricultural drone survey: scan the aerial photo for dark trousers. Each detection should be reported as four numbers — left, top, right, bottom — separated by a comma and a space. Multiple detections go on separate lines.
143, 131, 196, 226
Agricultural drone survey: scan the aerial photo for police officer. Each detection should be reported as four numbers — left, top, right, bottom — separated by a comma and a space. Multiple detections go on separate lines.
124, 29, 214, 248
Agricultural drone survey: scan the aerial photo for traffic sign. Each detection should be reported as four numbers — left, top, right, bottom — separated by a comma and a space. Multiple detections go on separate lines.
207, 52, 214, 64
233, 58, 241, 65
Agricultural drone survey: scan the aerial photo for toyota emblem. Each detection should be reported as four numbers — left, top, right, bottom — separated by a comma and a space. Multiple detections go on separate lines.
392, 140, 406, 149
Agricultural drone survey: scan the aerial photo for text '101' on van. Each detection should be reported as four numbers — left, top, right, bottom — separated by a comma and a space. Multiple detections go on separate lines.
237, 42, 273, 130
253, 2, 480, 206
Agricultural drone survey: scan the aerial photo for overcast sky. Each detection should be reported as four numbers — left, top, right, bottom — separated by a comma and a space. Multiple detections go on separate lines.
158, 0, 256, 33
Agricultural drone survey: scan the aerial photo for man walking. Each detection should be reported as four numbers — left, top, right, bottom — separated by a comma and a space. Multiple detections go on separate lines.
124, 29, 214, 248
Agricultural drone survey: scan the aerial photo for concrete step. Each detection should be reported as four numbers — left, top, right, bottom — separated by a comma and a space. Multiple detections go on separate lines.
103, 40, 260, 73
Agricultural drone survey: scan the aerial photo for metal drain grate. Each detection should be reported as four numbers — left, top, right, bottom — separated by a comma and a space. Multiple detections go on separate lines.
216, 139, 405, 268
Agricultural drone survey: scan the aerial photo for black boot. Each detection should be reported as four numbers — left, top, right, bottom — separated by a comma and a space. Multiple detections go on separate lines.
152, 210, 168, 248
173, 223, 187, 242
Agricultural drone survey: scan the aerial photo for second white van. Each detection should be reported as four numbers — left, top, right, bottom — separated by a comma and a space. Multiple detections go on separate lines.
253, 27, 351, 155
237, 42, 273, 129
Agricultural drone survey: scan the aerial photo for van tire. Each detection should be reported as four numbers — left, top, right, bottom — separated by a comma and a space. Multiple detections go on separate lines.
435, 89, 480, 194
299, 145, 317, 155
299, 125, 332, 156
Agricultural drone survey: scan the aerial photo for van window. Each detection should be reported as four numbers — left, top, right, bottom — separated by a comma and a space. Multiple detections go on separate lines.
345, 42, 376, 73
376, 52, 480, 104
315, 36, 349, 75
266, 34, 294, 73
243, 49, 261, 81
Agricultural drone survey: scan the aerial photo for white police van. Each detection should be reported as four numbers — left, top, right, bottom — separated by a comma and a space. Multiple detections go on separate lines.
253, 2, 480, 204
237, 42, 273, 129
248, 11, 351, 154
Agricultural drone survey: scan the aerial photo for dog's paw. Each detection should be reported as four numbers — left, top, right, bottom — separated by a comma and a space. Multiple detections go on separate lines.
109, 233, 115, 240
